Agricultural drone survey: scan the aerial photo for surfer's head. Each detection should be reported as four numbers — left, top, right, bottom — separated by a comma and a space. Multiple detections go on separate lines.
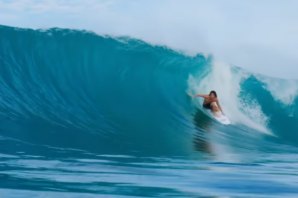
209, 90, 217, 98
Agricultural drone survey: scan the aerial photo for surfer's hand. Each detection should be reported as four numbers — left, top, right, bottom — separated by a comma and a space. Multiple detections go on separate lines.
186, 91, 194, 98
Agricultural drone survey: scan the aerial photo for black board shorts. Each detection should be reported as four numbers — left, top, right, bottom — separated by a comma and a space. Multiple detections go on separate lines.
203, 103, 212, 110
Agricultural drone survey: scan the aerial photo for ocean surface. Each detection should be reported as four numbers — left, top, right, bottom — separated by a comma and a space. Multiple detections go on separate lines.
0, 25, 298, 197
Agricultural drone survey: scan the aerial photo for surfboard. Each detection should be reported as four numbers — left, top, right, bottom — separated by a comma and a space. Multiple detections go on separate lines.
213, 113, 231, 125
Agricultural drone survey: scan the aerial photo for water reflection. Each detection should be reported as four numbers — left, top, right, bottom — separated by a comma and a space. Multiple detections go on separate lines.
192, 109, 214, 155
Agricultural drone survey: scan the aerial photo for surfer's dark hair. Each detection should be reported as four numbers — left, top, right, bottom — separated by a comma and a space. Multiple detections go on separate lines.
209, 90, 217, 97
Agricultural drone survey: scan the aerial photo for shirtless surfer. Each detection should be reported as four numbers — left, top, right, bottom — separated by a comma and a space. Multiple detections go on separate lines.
195, 90, 224, 117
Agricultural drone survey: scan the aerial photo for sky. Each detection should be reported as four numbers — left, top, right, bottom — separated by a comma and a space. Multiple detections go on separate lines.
0, 0, 298, 79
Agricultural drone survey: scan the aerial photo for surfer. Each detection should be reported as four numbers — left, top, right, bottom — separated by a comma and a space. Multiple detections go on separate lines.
195, 90, 224, 116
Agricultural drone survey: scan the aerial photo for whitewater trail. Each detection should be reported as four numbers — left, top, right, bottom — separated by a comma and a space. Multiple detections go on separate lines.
188, 61, 270, 134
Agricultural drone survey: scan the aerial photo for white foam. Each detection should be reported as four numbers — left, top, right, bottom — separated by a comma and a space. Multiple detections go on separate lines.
188, 61, 270, 134
256, 75, 298, 105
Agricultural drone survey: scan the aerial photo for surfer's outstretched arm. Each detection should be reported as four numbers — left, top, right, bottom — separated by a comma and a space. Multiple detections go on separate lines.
195, 94, 208, 98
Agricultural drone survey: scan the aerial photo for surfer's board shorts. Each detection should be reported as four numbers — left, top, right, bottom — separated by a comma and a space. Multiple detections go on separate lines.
203, 102, 217, 110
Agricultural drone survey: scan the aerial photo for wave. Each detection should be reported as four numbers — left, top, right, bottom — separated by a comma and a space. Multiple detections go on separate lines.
0, 25, 297, 156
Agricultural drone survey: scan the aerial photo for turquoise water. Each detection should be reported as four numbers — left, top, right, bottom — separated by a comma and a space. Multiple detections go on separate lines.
0, 25, 298, 197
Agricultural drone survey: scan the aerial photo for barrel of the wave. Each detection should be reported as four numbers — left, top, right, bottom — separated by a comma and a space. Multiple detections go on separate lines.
0, 25, 209, 155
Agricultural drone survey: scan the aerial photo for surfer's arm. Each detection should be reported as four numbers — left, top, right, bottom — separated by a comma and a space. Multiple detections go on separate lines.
195, 94, 208, 99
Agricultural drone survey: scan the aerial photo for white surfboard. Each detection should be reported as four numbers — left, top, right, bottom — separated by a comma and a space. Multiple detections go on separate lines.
213, 112, 231, 125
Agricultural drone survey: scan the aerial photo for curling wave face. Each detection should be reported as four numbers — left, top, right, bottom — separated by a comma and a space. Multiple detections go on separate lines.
0, 25, 298, 157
